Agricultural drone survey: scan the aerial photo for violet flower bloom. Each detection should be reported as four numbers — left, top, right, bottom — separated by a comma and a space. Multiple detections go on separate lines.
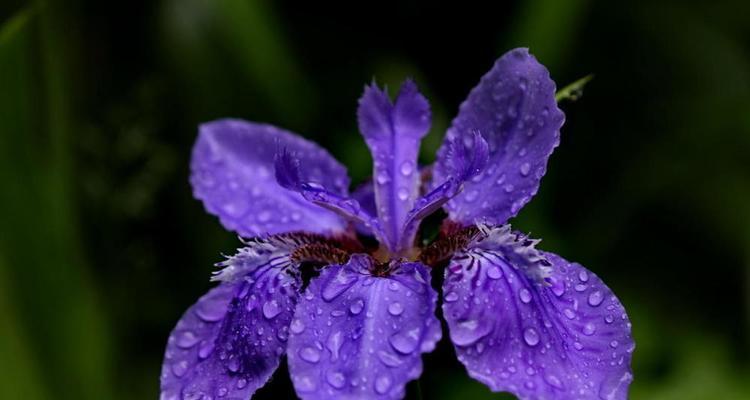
161, 48, 634, 400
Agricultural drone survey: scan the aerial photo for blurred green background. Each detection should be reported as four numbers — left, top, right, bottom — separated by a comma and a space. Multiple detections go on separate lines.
1, 0, 749, 399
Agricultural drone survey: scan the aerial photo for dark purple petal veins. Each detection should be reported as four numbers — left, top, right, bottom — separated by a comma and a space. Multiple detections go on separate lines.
287, 255, 442, 399
191, 119, 350, 238
160, 259, 299, 400
357, 81, 431, 253
433, 48, 565, 226
442, 226, 634, 400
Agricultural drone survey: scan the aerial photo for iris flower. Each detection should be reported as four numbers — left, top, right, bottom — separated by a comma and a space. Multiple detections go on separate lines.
161, 48, 634, 400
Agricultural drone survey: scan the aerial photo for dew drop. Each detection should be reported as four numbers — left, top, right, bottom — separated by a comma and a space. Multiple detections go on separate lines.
583, 322, 597, 336
176, 331, 200, 349
444, 292, 459, 302
195, 300, 226, 322
290, 318, 306, 334
262, 300, 282, 319
519, 289, 532, 304
610, 340, 619, 348
388, 302, 404, 316
578, 270, 589, 282
563, 309, 576, 320
588, 290, 604, 307
326, 370, 346, 389
198, 340, 215, 359
236, 378, 248, 389
503, 184, 515, 193
486, 266, 503, 279
397, 187, 409, 201
326, 331, 343, 361
520, 162, 531, 176
294, 375, 316, 392
299, 347, 321, 363
389, 328, 420, 354
464, 190, 479, 202
349, 299, 365, 315
544, 374, 565, 389
523, 328, 540, 346
171, 360, 188, 378
375, 375, 392, 394
400, 161, 414, 176
605, 315, 615, 324
377, 350, 403, 367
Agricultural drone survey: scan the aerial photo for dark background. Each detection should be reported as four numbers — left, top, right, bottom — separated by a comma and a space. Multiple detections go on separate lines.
1, 0, 749, 399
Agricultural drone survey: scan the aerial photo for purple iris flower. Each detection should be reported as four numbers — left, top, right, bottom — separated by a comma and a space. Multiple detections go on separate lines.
161, 48, 634, 400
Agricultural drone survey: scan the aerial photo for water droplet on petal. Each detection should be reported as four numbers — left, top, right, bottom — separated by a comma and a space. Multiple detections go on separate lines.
349, 299, 364, 315
326, 370, 346, 389
520, 162, 531, 176
519, 289, 532, 304
294, 375, 316, 392
262, 300, 282, 319
503, 184, 515, 193
195, 299, 226, 322
375, 375, 392, 394
236, 378, 248, 389
578, 270, 589, 282
388, 302, 404, 316
464, 190, 479, 202
176, 331, 199, 349
299, 347, 321, 363
400, 161, 414, 176
397, 187, 409, 201
486, 266, 503, 279
523, 328, 540, 346
564, 309, 576, 319
588, 290, 604, 307
290, 318, 306, 334
326, 331, 343, 361
198, 340, 215, 359
444, 292, 459, 302
377, 350, 403, 367
389, 328, 421, 354
171, 360, 188, 377
583, 322, 596, 336
610, 340, 619, 348
544, 374, 565, 389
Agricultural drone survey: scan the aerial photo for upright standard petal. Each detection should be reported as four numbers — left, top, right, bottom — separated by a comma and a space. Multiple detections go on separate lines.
191, 118, 350, 237
433, 48, 565, 225
287, 255, 442, 399
160, 255, 299, 399
442, 226, 634, 400
357, 81, 431, 253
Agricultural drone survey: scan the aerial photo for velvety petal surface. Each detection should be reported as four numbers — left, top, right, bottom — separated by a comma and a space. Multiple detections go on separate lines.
433, 48, 565, 225
191, 118, 349, 237
442, 230, 633, 399
287, 255, 442, 399
357, 81, 431, 253
160, 261, 299, 399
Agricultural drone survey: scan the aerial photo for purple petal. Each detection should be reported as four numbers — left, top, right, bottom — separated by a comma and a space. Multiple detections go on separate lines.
398, 132, 489, 249
274, 150, 387, 242
351, 180, 378, 235
433, 48, 565, 225
357, 80, 431, 253
191, 118, 349, 237
160, 261, 299, 399
442, 230, 634, 399
287, 255, 442, 399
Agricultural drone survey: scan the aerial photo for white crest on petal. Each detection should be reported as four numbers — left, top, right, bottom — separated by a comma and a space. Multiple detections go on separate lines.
469, 222, 552, 282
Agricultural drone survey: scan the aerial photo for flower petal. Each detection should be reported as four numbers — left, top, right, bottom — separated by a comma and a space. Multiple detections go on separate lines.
357, 80, 431, 253
443, 236, 633, 399
191, 118, 349, 237
287, 255, 442, 399
433, 48, 565, 225
160, 262, 299, 399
